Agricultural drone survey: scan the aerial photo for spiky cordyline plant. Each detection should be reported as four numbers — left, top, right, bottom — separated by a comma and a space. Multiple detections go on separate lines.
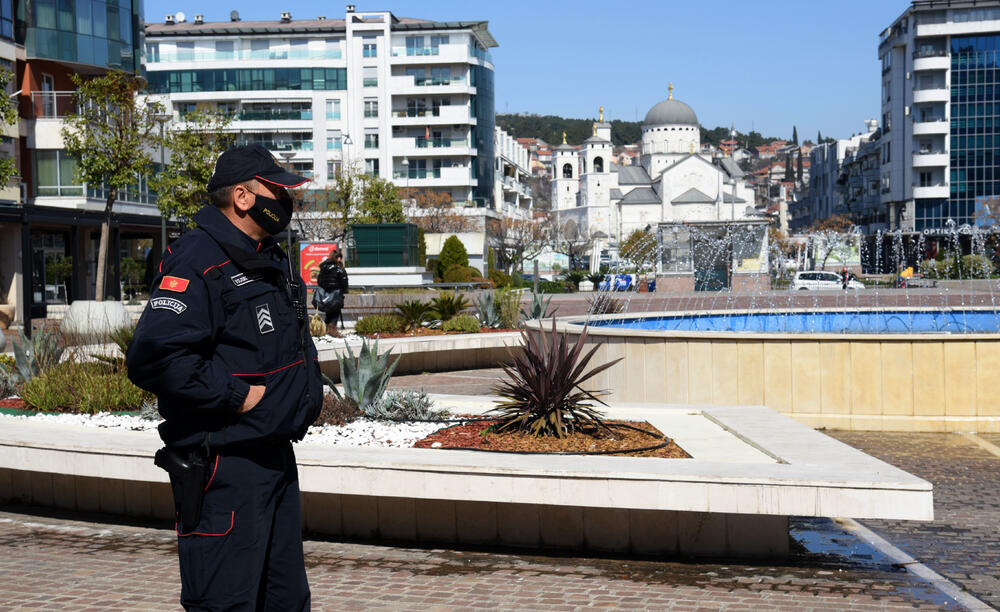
488, 319, 621, 438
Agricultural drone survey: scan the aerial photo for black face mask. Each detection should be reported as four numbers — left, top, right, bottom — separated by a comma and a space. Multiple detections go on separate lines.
247, 191, 293, 236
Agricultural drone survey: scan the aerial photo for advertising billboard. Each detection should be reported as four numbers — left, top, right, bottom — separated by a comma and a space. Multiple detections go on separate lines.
299, 242, 338, 286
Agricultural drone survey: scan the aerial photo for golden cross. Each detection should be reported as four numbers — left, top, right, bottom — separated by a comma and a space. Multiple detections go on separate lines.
599, 106, 604, 122
669, 82, 674, 100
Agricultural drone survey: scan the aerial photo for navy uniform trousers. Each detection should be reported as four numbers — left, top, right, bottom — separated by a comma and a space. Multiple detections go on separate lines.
171, 442, 309, 611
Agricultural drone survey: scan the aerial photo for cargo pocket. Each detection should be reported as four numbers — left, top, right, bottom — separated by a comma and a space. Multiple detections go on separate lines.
176, 509, 235, 537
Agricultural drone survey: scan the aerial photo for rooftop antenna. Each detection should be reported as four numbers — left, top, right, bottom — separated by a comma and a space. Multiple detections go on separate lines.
230, 10, 240, 21
174, 11, 186, 22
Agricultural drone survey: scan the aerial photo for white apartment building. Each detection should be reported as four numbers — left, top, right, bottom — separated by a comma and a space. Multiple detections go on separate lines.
879, 0, 1000, 231
494, 127, 533, 218
144, 6, 498, 208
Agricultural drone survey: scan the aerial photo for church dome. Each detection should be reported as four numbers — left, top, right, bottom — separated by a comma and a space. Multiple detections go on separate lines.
643, 98, 698, 127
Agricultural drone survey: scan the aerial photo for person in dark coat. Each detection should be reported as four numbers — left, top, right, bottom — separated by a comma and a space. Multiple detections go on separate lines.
126, 145, 321, 611
315, 250, 348, 329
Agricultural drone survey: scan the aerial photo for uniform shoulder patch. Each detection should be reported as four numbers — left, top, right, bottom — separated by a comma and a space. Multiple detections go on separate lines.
160, 276, 190, 293
150, 297, 187, 314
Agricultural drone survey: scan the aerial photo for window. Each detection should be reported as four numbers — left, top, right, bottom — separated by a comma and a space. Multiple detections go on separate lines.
562, 163, 572, 178
405, 36, 424, 56
146, 68, 348, 93
364, 130, 379, 149
593, 157, 604, 173
363, 98, 378, 118
919, 171, 933, 186
406, 97, 427, 117
362, 66, 377, 87
215, 40, 234, 59
365, 158, 379, 176
326, 130, 342, 150
326, 99, 341, 120
430, 67, 451, 85
327, 159, 342, 177
0, 0, 12, 40
250, 39, 270, 59
362, 39, 377, 58
35, 150, 82, 196
431, 97, 450, 116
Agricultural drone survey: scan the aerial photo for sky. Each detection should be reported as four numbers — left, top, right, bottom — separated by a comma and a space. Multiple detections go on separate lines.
142, 0, 909, 142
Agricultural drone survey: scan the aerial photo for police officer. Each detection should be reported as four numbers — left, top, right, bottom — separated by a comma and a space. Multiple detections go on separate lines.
126, 145, 323, 611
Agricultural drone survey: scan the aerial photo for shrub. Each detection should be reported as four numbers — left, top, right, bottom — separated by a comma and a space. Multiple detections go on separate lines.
309, 314, 327, 337
443, 265, 476, 283
417, 228, 427, 267
961, 254, 993, 278
0, 354, 15, 371
561, 270, 586, 290
355, 314, 405, 335
12, 327, 64, 382
585, 272, 605, 287
437, 235, 469, 277
488, 269, 511, 288
315, 394, 363, 427
395, 300, 432, 331
429, 291, 469, 321
425, 257, 439, 274
537, 280, 572, 294
365, 388, 447, 421
0, 367, 18, 400
325, 338, 399, 411
21, 360, 154, 414
488, 320, 621, 438
442, 314, 481, 333
495, 287, 522, 329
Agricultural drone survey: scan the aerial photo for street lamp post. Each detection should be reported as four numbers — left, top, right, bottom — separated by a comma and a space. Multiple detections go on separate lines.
402, 156, 409, 205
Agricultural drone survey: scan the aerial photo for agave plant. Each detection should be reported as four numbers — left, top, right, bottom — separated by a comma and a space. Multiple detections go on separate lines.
474, 292, 502, 329
429, 291, 469, 322
520, 292, 557, 321
488, 319, 621, 438
324, 338, 400, 410
395, 299, 433, 331
365, 388, 447, 421
12, 327, 65, 382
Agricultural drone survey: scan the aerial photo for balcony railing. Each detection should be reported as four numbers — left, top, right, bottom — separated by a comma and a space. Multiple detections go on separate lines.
237, 110, 313, 121
393, 169, 443, 179
913, 115, 947, 123
413, 76, 466, 87
391, 46, 442, 57
392, 108, 442, 118
235, 139, 314, 152
913, 48, 948, 58
150, 48, 342, 63
414, 137, 468, 149
29, 91, 76, 119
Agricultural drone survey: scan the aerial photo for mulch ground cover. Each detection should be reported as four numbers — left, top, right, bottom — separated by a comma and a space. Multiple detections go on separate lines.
0, 399, 26, 410
413, 419, 690, 458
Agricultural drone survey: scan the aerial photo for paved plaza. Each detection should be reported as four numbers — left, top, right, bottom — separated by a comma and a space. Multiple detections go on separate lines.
0, 368, 996, 610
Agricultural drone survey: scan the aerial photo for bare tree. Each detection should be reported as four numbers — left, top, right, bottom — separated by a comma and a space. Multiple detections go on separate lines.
488, 214, 550, 275
402, 188, 476, 233
551, 219, 593, 270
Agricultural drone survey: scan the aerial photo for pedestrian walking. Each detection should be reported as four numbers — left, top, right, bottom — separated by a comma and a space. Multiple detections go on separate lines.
313, 250, 348, 332
126, 144, 322, 611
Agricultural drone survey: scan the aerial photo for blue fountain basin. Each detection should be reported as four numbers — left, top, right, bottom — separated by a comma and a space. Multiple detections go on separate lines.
586, 310, 1000, 334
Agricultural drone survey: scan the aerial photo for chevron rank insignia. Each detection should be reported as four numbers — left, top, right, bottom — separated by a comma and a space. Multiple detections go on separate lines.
256, 303, 274, 335
160, 276, 189, 292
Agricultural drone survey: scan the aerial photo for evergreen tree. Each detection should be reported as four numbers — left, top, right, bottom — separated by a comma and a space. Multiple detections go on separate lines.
817, 130, 823, 144
437, 235, 469, 277
792, 125, 798, 145
784, 154, 795, 183
797, 150, 804, 184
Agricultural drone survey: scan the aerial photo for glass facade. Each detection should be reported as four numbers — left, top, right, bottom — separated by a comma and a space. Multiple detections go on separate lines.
22, 0, 141, 71
935, 34, 1000, 230
470, 64, 494, 205
147, 67, 347, 93
1, 0, 12, 40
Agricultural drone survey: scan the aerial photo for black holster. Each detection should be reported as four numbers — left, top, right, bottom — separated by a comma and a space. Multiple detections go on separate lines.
155, 447, 208, 531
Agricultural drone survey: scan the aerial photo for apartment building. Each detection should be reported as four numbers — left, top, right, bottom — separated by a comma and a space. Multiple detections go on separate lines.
0, 0, 154, 328
494, 126, 532, 218
144, 6, 498, 208
879, 0, 1000, 231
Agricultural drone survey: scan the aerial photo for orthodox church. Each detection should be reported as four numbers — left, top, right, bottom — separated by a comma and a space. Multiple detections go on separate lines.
551, 85, 758, 244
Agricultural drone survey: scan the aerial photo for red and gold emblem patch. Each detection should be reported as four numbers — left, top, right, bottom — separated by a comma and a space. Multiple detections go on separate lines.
159, 276, 190, 293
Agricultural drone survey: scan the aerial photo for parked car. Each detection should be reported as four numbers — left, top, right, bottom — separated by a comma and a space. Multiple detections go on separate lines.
789, 270, 865, 290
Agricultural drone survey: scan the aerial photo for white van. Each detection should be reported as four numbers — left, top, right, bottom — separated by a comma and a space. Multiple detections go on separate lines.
789, 270, 865, 291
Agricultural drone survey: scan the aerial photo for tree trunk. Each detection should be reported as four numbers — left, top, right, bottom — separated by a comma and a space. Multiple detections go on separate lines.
95, 189, 117, 302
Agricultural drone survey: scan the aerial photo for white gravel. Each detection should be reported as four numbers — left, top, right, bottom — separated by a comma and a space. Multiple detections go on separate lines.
0, 403, 451, 448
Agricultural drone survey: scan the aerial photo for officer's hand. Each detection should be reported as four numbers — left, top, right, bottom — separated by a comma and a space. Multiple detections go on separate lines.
239, 385, 266, 414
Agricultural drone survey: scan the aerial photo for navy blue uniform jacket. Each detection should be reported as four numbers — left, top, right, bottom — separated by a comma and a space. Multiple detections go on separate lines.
126, 206, 323, 449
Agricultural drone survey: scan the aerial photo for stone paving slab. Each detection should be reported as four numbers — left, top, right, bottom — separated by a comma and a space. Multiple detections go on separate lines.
828, 431, 1000, 610
0, 506, 959, 611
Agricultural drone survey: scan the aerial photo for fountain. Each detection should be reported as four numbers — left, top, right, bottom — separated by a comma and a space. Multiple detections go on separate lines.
541, 221, 1000, 432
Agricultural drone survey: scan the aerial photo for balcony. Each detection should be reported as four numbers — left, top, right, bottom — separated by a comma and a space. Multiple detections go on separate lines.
28, 91, 76, 119
913, 117, 949, 135
389, 75, 472, 96
912, 184, 949, 199
912, 151, 948, 167
913, 88, 949, 104
392, 136, 474, 158
392, 165, 477, 188
913, 54, 949, 71
390, 105, 474, 126
149, 48, 342, 64
236, 109, 313, 121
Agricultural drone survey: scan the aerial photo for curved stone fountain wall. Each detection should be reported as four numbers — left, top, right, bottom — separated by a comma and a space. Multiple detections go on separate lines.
540, 312, 1000, 433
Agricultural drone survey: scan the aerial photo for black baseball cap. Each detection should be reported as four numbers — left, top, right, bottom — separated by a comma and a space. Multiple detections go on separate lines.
207, 144, 311, 192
